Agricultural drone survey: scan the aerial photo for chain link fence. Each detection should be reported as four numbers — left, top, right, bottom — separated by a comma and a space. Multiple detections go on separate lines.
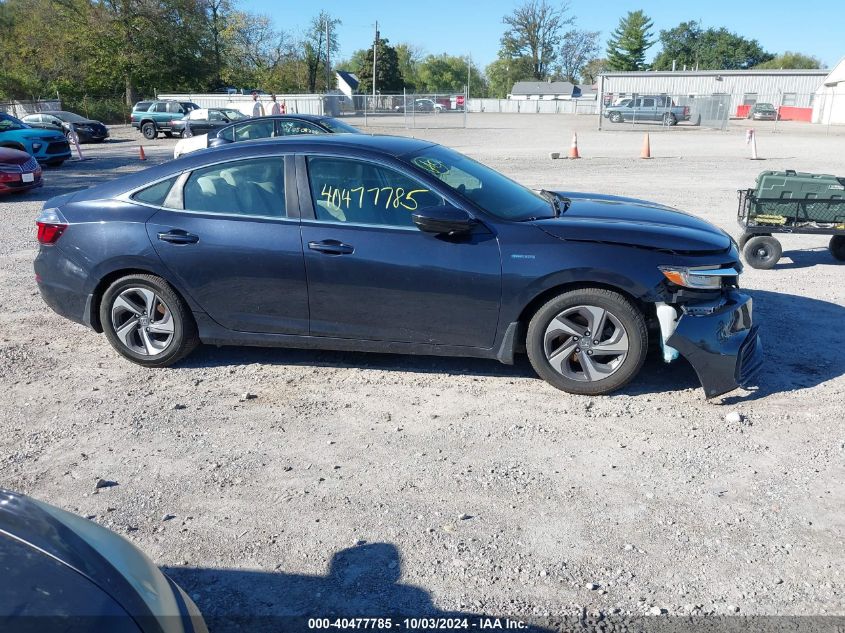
597, 91, 845, 134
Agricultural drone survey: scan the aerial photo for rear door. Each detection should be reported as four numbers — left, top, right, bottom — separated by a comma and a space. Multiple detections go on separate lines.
297, 153, 502, 347
144, 154, 309, 334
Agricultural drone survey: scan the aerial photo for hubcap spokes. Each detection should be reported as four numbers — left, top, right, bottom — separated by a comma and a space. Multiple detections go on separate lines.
111, 288, 174, 356
543, 305, 629, 382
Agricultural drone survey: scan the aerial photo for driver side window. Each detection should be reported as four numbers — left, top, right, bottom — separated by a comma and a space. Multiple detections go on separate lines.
306, 156, 444, 227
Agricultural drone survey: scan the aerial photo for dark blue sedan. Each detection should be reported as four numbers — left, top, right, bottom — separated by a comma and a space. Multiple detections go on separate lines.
34, 135, 761, 397
0, 489, 206, 632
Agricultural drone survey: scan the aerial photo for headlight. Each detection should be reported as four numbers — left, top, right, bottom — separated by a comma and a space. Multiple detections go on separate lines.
659, 265, 739, 290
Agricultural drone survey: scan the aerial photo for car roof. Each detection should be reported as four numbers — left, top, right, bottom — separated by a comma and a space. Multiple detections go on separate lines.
61, 134, 438, 202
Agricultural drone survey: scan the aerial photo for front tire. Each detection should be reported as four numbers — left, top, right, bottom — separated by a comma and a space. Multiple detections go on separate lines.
100, 274, 198, 367
743, 235, 782, 269
830, 235, 845, 262
141, 122, 157, 140
609, 112, 623, 123
526, 288, 648, 395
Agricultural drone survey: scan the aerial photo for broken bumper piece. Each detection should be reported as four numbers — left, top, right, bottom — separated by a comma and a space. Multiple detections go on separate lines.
667, 290, 763, 398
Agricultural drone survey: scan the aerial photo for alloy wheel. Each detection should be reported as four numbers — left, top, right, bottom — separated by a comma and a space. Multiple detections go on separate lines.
542, 304, 629, 382
110, 287, 175, 356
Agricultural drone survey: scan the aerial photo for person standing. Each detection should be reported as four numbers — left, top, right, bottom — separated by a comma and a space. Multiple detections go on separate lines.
252, 91, 265, 117
270, 94, 281, 115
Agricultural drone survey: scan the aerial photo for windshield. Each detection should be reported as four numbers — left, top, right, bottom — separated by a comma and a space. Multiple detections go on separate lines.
52, 111, 88, 122
320, 117, 360, 133
756, 103, 775, 110
403, 145, 551, 220
220, 109, 247, 120
0, 113, 28, 131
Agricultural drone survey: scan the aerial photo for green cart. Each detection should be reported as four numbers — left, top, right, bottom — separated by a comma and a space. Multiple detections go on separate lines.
737, 170, 845, 269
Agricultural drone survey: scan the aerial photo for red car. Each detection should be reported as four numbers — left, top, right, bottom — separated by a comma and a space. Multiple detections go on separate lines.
0, 146, 42, 194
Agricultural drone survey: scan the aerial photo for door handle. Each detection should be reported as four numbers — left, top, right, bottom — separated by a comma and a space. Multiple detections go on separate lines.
308, 240, 354, 255
158, 230, 199, 244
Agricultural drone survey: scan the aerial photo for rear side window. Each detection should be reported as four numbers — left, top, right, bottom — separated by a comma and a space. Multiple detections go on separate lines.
132, 176, 178, 206
134, 101, 152, 112
183, 158, 285, 218
234, 121, 275, 141
218, 125, 235, 142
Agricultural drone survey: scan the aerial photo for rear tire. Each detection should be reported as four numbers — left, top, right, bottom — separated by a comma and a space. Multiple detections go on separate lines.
743, 235, 782, 269
526, 288, 648, 395
100, 274, 199, 367
663, 113, 677, 126
830, 235, 845, 262
141, 122, 157, 140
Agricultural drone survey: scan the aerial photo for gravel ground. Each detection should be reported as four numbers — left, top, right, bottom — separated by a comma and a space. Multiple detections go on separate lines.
1, 116, 843, 629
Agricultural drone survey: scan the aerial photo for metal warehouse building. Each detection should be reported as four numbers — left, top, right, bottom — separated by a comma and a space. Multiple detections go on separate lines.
599, 69, 829, 121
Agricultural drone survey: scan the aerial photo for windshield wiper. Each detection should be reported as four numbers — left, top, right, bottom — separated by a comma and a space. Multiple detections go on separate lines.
539, 189, 570, 217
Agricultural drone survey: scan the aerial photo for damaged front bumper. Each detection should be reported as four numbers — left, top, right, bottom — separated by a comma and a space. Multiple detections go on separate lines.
665, 290, 763, 398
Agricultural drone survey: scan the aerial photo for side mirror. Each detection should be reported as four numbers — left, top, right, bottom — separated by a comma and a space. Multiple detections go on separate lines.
412, 205, 477, 235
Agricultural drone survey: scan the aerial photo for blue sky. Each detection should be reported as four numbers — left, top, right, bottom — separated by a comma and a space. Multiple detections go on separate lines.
240, 0, 842, 71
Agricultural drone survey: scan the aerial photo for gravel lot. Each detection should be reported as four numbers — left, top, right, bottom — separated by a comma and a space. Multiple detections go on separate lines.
2, 116, 843, 629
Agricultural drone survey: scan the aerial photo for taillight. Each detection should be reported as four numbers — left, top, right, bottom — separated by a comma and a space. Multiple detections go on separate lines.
36, 207, 68, 245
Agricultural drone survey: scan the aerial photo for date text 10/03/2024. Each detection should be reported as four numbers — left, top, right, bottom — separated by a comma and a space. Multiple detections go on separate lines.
307, 617, 528, 630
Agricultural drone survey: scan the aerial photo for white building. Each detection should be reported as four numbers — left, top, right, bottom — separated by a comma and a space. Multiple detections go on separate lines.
812, 57, 845, 125
509, 81, 577, 100
598, 69, 829, 119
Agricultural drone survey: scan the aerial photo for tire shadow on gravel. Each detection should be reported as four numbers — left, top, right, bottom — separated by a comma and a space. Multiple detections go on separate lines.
181, 288, 844, 403
163, 542, 552, 633
183, 344, 539, 380
770, 248, 844, 270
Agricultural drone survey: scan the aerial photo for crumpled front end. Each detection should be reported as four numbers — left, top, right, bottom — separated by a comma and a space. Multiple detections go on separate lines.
665, 290, 763, 398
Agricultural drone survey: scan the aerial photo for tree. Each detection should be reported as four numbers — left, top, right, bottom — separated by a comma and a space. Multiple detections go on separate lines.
395, 43, 425, 91
556, 29, 600, 83
485, 56, 534, 98
355, 37, 403, 94
500, 0, 574, 80
580, 57, 606, 85
651, 21, 773, 70
755, 51, 822, 70
415, 54, 487, 96
303, 11, 341, 93
606, 10, 654, 71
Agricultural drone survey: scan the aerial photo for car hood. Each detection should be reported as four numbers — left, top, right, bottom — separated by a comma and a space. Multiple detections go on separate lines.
534, 191, 732, 254
0, 127, 65, 141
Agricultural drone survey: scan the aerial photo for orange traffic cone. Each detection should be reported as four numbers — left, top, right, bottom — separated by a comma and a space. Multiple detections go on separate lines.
139, 145, 146, 161
640, 133, 651, 159
568, 132, 581, 159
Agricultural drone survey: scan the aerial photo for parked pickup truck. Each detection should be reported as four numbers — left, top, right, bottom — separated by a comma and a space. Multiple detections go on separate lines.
604, 96, 691, 126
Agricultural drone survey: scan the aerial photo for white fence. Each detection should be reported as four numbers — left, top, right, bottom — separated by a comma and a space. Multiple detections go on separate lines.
0, 99, 62, 118
468, 98, 599, 115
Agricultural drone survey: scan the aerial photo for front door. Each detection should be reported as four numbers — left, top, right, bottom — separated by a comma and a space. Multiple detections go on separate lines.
298, 154, 502, 348
146, 155, 309, 335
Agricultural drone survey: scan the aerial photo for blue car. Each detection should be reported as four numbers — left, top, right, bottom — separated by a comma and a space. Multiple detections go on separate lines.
33, 135, 761, 397
0, 489, 207, 632
0, 112, 72, 166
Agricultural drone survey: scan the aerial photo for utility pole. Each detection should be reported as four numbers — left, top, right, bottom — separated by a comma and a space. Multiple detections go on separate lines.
372, 21, 379, 100
467, 52, 471, 98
